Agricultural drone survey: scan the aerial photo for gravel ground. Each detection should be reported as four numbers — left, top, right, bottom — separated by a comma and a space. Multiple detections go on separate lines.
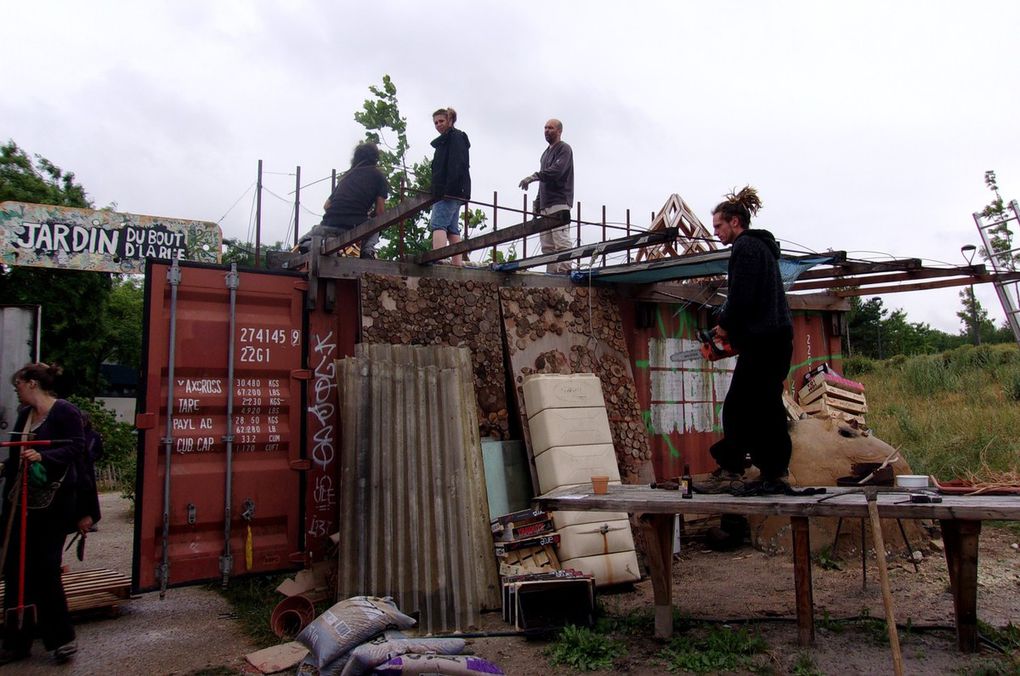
8, 491, 257, 675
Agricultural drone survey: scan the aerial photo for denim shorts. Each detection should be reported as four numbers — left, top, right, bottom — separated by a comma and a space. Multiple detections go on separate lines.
430, 199, 462, 235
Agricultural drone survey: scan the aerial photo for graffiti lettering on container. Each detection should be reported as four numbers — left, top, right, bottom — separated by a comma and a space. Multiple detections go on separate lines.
313, 476, 335, 510
307, 329, 338, 541
308, 517, 328, 538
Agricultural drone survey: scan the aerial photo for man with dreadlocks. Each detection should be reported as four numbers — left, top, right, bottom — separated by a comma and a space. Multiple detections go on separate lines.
695, 186, 794, 496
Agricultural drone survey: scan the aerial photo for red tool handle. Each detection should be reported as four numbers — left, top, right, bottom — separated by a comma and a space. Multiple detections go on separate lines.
0, 439, 72, 448
17, 459, 28, 628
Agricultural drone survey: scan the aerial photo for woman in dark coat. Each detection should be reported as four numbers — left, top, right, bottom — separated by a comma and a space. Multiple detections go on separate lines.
0, 363, 83, 665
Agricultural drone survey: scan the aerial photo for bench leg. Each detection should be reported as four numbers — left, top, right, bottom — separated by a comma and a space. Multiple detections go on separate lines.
791, 516, 815, 646
639, 513, 675, 639
941, 519, 981, 652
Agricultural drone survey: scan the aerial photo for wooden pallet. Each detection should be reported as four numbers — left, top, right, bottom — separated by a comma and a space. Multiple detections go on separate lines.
0, 568, 131, 624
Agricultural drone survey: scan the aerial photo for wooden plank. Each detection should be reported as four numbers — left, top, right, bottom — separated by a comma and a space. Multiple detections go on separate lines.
322, 193, 436, 255
534, 484, 1020, 521
791, 517, 814, 646
417, 215, 564, 264
836, 272, 1020, 297
795, 258, 923, 281
790, 265, 985, 292
639, 513, 675, 639
493, 228, 680, 272
802, 398, 868, 415
941, 519, 982, 652
798, 382, 867, 407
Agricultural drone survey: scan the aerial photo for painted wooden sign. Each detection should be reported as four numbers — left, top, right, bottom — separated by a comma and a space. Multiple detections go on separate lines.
0, 201, 222, 273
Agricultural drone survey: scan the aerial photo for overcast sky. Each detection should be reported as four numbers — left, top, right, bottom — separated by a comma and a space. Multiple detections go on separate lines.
4, 1, 1019, 332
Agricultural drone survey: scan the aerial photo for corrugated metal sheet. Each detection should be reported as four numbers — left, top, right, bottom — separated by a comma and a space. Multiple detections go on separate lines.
622, 301, 845, 481
337, 344, 499, 633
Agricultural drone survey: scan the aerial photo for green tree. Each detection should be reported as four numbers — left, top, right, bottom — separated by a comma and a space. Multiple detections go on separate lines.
956, 286, 995, 345
352, 75, 487, 260
979, 170, 1019, 272
221, 238, 289, 268
0, 140, 116, 395
103, 276, 144, 369
847, 296, 887, 358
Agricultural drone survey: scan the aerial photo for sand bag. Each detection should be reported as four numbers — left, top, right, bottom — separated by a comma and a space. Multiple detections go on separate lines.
296, 596, 416, 669
374, 654, 505, 675
340, 637, 466, 676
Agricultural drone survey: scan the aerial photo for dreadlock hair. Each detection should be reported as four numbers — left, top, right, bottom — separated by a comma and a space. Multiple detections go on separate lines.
350, 142, 380, 168
712, 186, 762, 229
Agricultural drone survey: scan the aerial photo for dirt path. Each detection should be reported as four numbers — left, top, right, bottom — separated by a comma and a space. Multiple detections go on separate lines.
9, 492, 256, 675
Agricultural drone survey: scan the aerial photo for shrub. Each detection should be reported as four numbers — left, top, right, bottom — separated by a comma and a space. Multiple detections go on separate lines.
902, 355, 959, 393
68, 396, 137, 499
843, 356, 875, 377
1002, 367, 1020, 402
546, 625, 623, 671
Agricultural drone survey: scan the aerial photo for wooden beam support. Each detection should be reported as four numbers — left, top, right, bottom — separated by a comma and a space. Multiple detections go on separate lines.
835, 272, 1020, 297
639, 513, 675, 640
493, 228, 679, 272
796, 258, 924, 281
790, 265, 987, 292
791, 516, 815, 646
322, 193, 436, 256
941, 519, 982, 653
417, 215, 564, 264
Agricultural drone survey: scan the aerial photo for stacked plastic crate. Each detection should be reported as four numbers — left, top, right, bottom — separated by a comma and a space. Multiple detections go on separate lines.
523, 374, 641, 586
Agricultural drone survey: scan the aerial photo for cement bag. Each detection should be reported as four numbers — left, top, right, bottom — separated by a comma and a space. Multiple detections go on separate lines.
296, 596, 416, 669
374, 654, 505, 675
340, 637, 466, 676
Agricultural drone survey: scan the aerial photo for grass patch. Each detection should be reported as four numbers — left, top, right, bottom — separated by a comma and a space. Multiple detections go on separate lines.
791, 651, 824, 676
813, 545, 842, 571
859, 344, 1020, 481
213, 573, 294, 647
658, 625, 767, 673
545, 624, 624, 671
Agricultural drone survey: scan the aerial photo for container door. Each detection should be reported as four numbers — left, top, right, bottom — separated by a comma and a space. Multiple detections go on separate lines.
133, 261, 307, 592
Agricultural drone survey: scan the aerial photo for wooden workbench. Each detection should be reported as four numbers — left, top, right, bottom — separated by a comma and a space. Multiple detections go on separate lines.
536, 484, 1020, 652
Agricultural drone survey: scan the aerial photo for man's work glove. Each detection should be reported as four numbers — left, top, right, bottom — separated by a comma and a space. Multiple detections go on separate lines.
518, 174, 537, 190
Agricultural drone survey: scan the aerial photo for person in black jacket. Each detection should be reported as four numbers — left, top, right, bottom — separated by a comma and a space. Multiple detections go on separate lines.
429, 107, 471, 266
1, 364, 83, 665
299, 142, 389, 258
694, 187, 794, 496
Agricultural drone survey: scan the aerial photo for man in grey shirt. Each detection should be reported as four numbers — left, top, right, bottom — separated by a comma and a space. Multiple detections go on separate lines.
519, 119, 574, 273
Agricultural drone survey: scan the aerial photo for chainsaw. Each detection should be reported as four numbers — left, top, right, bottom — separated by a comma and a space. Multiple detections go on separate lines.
670, 327, 737, 363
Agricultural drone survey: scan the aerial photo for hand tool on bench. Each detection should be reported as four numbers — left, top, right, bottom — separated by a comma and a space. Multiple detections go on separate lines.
865, 486, 904, 676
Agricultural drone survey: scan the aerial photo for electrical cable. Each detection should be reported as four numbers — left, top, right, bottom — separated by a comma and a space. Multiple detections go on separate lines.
216, 183, 255, 224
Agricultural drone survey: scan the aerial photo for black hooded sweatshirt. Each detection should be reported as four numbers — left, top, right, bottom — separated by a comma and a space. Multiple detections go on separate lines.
717, 228, 792, 350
